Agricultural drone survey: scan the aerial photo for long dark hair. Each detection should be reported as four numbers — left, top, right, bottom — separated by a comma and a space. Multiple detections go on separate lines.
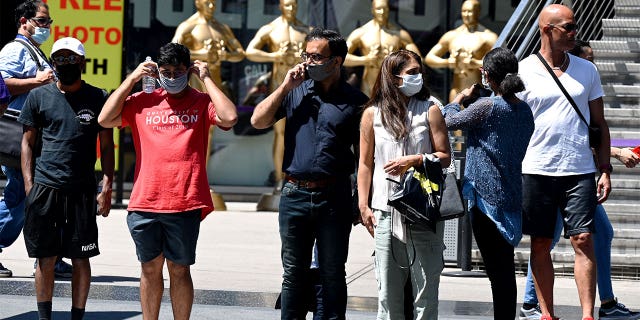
482, 47, 524, 99
366, 49, 430, 140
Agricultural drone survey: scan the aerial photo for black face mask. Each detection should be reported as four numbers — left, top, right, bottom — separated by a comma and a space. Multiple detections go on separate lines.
56, 64, 82, 85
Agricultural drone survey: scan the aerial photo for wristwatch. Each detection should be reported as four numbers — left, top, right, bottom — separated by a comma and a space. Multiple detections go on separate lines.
599, 163, 613, 174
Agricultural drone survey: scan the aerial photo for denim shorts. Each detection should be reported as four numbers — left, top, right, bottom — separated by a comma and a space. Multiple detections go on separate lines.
522, 173, 596, 238
127, 209, 201, 265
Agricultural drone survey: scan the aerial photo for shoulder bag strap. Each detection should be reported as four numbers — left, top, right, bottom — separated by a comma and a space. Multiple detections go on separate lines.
535, 52, 589, 128
12, 39, 44, 71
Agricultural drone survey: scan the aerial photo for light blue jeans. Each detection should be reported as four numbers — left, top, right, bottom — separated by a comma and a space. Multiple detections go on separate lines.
373, 210, 445, 320
0, 166, 26, 250
523, 204, 614, 304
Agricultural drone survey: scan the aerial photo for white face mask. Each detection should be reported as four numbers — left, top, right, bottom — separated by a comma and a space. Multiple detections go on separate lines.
397, 73, 423, 97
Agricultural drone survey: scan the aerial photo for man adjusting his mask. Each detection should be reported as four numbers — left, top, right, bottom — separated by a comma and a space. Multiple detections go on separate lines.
98, 42, 237, 320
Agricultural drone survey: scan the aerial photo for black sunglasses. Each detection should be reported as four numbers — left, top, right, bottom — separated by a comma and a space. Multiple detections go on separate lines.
52, 55, 83, 65
301, 52, 332, 63
548, 23, 578, 33
31, 17, 53, 26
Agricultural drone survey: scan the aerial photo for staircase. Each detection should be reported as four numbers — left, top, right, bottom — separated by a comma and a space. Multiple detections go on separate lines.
474, 0, 640, 279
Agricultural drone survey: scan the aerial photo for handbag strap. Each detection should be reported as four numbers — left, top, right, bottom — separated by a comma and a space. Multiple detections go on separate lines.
535, 52, 589, 128
12, 39, 47, 71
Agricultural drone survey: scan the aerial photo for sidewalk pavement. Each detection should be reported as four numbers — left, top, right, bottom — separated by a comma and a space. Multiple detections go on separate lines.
1, 202, 639, 319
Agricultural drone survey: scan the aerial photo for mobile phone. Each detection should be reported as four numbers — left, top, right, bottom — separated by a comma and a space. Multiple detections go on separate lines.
632, 145, 640, 156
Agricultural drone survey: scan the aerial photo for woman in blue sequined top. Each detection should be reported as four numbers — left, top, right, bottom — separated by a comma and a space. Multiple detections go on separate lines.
441, 47, 534, 320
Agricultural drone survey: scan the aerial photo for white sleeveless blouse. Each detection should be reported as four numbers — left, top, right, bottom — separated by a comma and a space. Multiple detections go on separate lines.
370, 97, 438, 212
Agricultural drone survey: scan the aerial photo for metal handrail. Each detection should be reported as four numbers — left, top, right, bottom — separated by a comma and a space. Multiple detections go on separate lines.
495, 0, 615, 60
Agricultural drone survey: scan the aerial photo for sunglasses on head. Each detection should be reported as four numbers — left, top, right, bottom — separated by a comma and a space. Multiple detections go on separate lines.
548, 23, 578, 33
52, 55, 83, 65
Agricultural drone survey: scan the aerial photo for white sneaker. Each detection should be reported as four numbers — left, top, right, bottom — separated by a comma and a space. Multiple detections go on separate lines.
519, 304, 542, 320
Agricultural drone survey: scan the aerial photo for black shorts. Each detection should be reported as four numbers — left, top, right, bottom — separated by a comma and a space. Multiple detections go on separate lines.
23, 183, 99, 259
522, 173, 596, 239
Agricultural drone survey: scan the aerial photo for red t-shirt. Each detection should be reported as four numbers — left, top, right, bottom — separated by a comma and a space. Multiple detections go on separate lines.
122, 88, 218, 218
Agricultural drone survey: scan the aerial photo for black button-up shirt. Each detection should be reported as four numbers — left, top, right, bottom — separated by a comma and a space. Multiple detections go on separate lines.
275, 79, 368, 180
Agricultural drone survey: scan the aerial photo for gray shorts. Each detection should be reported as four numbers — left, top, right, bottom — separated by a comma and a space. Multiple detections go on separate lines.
127, 209, 201, 265
522, 173, 596, 239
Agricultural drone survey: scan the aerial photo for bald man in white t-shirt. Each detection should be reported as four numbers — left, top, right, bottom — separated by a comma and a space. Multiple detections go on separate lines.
516, 5, 611, 320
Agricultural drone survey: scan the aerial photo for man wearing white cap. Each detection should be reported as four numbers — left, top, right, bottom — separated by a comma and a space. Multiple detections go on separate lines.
18, 37, 114, 320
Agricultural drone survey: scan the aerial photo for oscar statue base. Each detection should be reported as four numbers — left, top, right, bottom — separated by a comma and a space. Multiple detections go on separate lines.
256, 192, 280, 211
256, 180, 282, 212
211, 189, 227, 211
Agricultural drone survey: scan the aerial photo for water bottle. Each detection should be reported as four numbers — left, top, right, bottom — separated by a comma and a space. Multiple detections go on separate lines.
142, 56, 156, 93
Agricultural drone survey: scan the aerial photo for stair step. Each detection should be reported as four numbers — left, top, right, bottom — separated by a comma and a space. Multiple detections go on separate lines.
591, 40, 640, 52
606, 116, 640, 128
603, 28, 640, 38
604, 101, 640, 108
604, 108, 640, 117
603, 19, 640, 28
615, 0, 640, 7
478, 250, 640, 268
593, 50, 640, 62
610, 130, 640, 140
615, 6, 640, 18
603, 84, 640, 96
607, 187, 640, 201
602, 202, 640, 214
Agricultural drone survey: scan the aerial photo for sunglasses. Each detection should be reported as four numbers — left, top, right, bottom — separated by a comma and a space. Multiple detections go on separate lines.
52, 55, 83, 65
301, 52, 332, 63
548, 23, 578, 33
31, 17, 53, 26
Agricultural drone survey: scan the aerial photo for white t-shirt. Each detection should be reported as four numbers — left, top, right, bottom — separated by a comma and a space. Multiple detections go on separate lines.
517, 54, 604, 176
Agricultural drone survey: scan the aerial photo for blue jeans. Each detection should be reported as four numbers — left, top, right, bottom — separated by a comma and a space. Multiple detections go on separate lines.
523, 204, 614, 304
279, 178, 352, 320
0, 166, 26, 250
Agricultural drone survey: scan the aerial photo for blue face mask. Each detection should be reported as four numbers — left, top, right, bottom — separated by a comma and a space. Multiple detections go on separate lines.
28, 21, 50, 44
158, 73, 188, 94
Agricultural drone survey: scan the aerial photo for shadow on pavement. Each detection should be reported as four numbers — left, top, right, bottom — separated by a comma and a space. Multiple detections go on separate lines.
4, 311, 140, 320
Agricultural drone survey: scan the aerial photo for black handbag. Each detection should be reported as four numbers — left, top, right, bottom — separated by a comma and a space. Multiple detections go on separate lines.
0, 109, 23, 168
439, 172, 465, 220
536, 52, 601, 148
387, 155, 444, 229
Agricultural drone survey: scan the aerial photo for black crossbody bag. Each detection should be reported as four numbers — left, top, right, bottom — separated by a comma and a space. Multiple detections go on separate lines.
535, 52, 601, 148
0, 39, 47, 168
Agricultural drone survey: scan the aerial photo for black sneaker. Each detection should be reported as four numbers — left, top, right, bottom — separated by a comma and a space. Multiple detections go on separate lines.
54, 259, 73, 278
32, 259, 74, 278
0, 262, 12, 278
599, 299, 640, 320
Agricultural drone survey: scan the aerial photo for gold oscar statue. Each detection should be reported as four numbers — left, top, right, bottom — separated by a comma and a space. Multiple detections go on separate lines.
425, 0, 497, 102
344, 0, 422, 97
245, 0, 311, 211
172, 0, 246, 211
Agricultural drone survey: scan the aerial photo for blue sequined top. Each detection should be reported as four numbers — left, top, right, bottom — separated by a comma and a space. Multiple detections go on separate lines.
442, 96, 534, 246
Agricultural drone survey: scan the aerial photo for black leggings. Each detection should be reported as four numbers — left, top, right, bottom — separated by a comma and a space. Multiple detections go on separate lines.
471, 206, 517, 320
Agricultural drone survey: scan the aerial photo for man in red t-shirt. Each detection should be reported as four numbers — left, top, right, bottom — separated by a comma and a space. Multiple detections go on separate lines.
98, 43, 237, 319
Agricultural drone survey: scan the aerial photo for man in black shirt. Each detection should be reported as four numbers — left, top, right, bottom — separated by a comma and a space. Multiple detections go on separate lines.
18, 37, 114, 320
252, 27, 368, 320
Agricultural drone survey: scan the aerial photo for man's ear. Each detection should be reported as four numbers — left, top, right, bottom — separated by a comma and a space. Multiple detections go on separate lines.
19, 16, 27, 26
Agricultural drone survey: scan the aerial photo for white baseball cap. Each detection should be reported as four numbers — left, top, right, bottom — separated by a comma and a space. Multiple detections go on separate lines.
51, 37, 85, 56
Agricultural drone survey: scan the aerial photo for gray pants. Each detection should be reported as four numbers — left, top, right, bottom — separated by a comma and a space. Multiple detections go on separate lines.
373, 210, 445, 320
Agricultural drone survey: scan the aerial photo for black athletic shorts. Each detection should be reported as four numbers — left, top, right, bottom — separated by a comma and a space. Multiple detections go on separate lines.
23, 183, 99, 258
522, 173, 597, 239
